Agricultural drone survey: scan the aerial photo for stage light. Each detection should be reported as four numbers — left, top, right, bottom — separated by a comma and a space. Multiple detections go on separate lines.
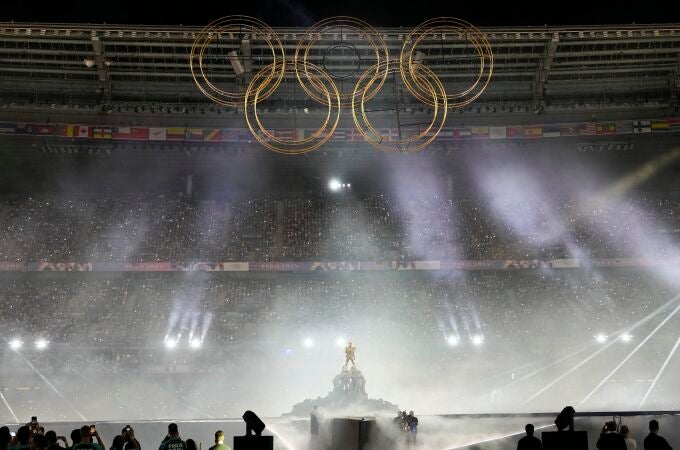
595, 334, 608, 344
328, 179, 342, 192
83, 58, 95, 68
336, 337, 346, 347
190, 338, 202, 349
303, 337, 314, 348
447, 335, 459, 346
35, 339, 48, 350
9, 338, 22, 350
620, 333, 633, 342
472, 335, 484, 346
165, 339, 177, 350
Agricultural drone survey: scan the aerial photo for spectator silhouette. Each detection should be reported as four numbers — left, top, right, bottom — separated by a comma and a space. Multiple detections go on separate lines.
597, 421, 626, 450
620, 425, 637, 450
517, 424, 542, 450
208, 431, 230, 450
1, 427, 11, 450
73, 426, 103, 450
555, 406, 576, 431
644, 420, 672, 450
9, 427, 31, 450
159, 424, 186, 450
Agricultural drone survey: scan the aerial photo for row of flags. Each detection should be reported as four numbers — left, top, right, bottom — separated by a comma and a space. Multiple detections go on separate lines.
1, 119, 679, 142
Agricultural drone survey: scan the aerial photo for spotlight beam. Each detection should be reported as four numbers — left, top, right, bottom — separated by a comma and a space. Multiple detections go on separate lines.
13, 349, 87, 420
0, 390, 19, 423
639, 335, 680, 408
578, 302, 680, 408
521, 294, 680, 407
520, 333, 619, 407
443, 423, 554, 450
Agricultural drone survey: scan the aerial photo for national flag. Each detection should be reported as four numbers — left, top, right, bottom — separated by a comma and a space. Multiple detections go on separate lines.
203, 128, 222, 142
489, 126, 506, 139
596, 123, 616, 135
166, 127, 186, 141
112, 126, 132, 139
30, 124, 55, 135
456, 128, 472, 138
76, 125, 92, 138
615, 121, 633, 134
14, 123, 31, 134
149, 127, 167, 141
347, 128, 364, 142
56, 125, 76, 137
632, 121, 651, 133
471, 126, 489, 139
185, 128, 203, 141
506, 126, 524, 138
578, 123, 596, 135
542, 124, 561, 137
651, 120, 670, 132
129, 127, 149, 140
524, 126, 543, 138
331, 129, 346, 141
204, 128, 239, 142
273, 129, 295, 141
0, 122, 15, 134
93, 127, 112, 139
436, 128, 455, 140
560, 124, 579, 136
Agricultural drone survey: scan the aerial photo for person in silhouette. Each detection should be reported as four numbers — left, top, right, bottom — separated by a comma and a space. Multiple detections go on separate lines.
597, 421, 626, 450
619, 425, 637, 450
518, 424, 542, 450
643, 420, 672, 450
555, 406, 576, 431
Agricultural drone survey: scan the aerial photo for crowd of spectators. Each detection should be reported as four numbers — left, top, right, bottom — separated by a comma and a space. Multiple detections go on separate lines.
0, 271, 670, 372
0, 194, 679, 262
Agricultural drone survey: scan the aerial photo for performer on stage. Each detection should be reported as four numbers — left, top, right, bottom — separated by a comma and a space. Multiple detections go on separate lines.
344, 342, 356, 369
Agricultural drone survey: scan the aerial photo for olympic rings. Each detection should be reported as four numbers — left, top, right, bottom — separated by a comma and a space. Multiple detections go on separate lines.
294, 16, 389, 108
191, 16, 493, 153
399, 17, 493, 109
244, 60, 341, 155
352, 60, 447, 153
190, 16, 286, 107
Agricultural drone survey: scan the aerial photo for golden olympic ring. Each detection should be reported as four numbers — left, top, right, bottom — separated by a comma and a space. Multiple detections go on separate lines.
191, 16, 493, 153
399, 17, 493, 109
294, 16, 389, 108
190, 16, 286, 107
351, 59, 447, 153
244, 60, 341, 155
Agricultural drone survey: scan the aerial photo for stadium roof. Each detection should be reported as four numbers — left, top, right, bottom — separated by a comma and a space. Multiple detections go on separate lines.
0, 22, 679, 121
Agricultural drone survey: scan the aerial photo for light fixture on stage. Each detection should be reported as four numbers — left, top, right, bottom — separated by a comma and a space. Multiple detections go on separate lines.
303, 337, 314, 348
35, 339, 49, 350
242, 410, 266, 436
336, 337, 346, 347
472, 335, 484, 346
165, 338, 177, 350
190, 338, 202, 349
9, 338, 22, 350
328, 179, 342, 192
620, 333, 633, 342
447, 335, 459, 346
595, 334, 608, 344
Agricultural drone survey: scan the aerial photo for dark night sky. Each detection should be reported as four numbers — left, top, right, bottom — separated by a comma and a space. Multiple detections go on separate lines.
1, 0, 679, 27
